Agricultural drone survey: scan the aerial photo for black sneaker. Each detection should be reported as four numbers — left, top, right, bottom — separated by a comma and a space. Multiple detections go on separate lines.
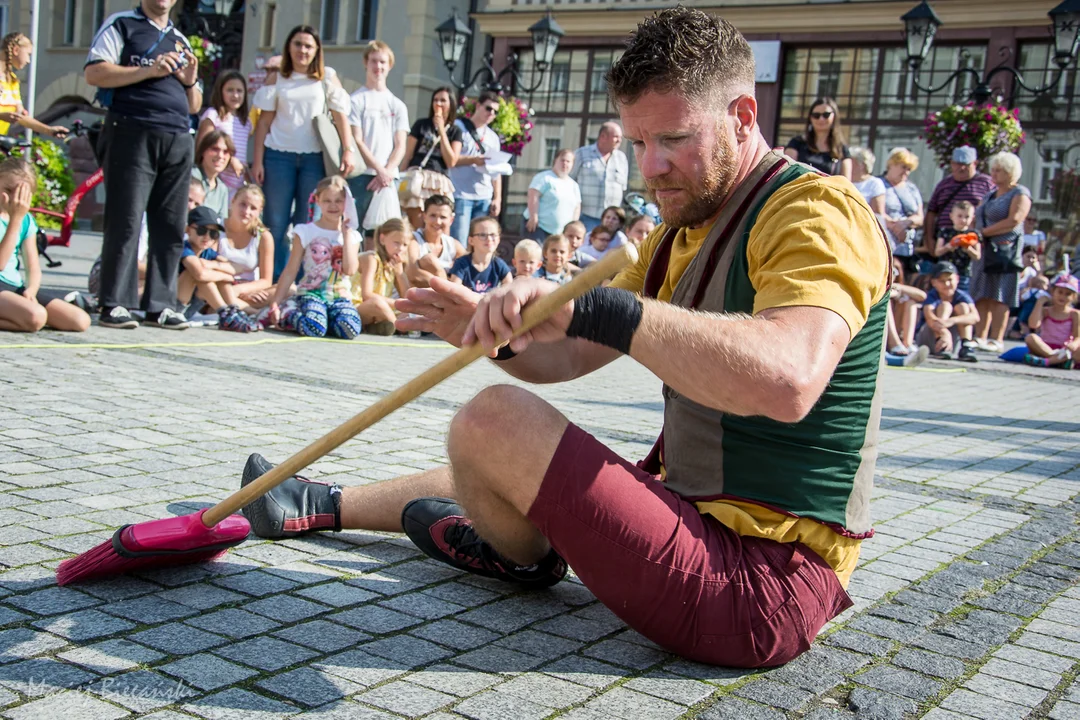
143, 308, 190, 330
240, 453, 342, 538
402, 497, 567, 588
98, 306, 138, 329
957, 341, 979, 363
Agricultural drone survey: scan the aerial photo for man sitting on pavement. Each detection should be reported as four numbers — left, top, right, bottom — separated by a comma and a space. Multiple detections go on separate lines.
238, 7, 889, 668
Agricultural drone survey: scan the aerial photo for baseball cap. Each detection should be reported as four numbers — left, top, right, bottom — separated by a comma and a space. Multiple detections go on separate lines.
932, 261, 959, 277
951, 146, 977, 164
1052, 274, 1080, 293
188, 206, 224, 230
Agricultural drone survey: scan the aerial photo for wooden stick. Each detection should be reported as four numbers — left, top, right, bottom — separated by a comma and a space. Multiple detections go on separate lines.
202, 245, 639, 527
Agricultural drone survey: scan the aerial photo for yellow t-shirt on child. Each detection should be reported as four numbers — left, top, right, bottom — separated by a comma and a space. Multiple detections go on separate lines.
0, 77, 22, 135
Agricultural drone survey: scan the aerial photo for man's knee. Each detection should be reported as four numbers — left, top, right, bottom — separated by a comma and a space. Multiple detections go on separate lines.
448, 385, 533, 458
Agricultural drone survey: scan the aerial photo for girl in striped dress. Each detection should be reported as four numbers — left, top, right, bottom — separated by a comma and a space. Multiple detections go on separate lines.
196, 71, 253, 201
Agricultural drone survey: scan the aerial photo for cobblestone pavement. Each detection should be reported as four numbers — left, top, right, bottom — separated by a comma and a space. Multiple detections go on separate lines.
0, 237, 1078, 719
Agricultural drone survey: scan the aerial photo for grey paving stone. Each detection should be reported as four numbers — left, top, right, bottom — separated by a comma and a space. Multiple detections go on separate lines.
214, 635, 318, 671
454, 689, 552, 720
420, 581, 500, 608
994, 643, 1075, 673
847, 615, 923, 642
0, 607, 29, 628
58, 638, 165, 675
102, 596, 196, 624
294, 581, 379, 608
361, 634, 454, 667
244, 594, 329, 623
211, 570, 300, 597
980, 657, 1061, 690
855, 665, 942, 701
183, 687, 298, 720
1, 689, 130, 720
697, 698, 786, 720
0, 627, 67, 663
330, 605, 421, 634
357, 680, 456, 717
494, 672, 594, 708
582, 686, 686, 720
292, 701, 397, 720
88, 669, 199, 712
378, 592, 465, 620
185, 608, 280, 639
1017, 631, 1080, 659
941, 688, 1029, 720
455, 644, 544, 673
533, 614, 614, 643
271, 619, 370, 653
964, 672, 1048, 708
6, 586, 99, 616
825, 629, 894, 656
943, 610, 1023, 646
624, 672, 715, 706
582, 638, 669, 669
734, 679, 814, 711
159, 653, 257, 691
256, 666, 363, 707
346, 572, 426, 596
456, 596, 570, 634
128, 622, 227, 655
1050, 700, 1080, 720
31, 608, 135, 641
912, 632, 989, 661
156, 584, 246, 610
314, 649, 409, 688
847, 687, 917, 720
406, 664, 503, 697
892, 589, 963, 614
867, 603, 938, 626
891, 648, 967, 680
0, 656, 97, 696
491, 629, 583, 660
410, 619, 500, 651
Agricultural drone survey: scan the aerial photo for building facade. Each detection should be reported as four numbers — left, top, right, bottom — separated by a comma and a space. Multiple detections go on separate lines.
476, 0, 1077, 240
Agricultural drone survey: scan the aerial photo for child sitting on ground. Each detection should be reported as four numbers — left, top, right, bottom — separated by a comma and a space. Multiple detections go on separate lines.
1012, 248, 1050, 338
0, 158, 89, 333
178, 206, 261, 332
449, 216, 512, 293
579, 225, 615, 265
1024, 274, 1080, 368
512, 239, 542, 278
353, 218, 411, 336
888, 260, 927, 356
562, 220, 589, 272
268, 176, 363, 338
933, 200, 981, 294
406, 195, 466, 289
916, 261, 980, 362
535, 233, 571, 285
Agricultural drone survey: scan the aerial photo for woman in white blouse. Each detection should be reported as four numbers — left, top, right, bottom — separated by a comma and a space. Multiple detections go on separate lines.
251, 25, 355, 280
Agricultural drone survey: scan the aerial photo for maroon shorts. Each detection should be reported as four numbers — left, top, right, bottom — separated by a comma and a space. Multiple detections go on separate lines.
526, 423, 853, 668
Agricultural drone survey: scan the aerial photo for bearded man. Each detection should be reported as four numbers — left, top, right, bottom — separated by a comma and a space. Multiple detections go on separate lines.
238, 7, 889, 667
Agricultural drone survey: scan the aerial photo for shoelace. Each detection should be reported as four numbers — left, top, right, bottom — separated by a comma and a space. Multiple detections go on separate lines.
443, 521, 507, 572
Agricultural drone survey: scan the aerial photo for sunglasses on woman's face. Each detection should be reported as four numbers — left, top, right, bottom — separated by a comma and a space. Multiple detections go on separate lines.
195, 226, 221, 241
810, 111, 834, 120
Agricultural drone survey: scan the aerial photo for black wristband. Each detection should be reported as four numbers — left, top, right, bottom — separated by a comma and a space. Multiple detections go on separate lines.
566, 287, 643, 355
493, 345, 517, 362
181, 80, 198, 89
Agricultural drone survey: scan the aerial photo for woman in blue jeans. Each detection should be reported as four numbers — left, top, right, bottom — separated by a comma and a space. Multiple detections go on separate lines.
251, 25, 354, 279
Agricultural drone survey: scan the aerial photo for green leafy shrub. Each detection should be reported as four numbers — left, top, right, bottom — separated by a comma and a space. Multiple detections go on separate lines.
10, 138, 75, 230
922, 103, 1025, 169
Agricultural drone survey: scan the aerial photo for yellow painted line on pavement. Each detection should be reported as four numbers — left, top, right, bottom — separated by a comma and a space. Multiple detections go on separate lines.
0, 337, 452, 351
887, 366, 967, 373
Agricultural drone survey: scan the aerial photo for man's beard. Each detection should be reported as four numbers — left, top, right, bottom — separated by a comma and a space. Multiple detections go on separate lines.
646, 135, 739, 228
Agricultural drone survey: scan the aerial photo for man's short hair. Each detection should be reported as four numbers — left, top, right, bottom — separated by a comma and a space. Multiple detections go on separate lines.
476, 90, 500, 108
423, 194, 453, 212
606, 7, 755, 107
364, 40, 395, 68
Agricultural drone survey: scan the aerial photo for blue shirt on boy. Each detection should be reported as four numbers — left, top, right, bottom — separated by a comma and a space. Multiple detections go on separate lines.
449, 254, 512, 294
180, 239, 217, 263
917, 287, 975, 331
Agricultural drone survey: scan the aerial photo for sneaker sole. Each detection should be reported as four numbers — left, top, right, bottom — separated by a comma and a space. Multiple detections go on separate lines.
141, 321, 190, 330
98, 320, 139, 329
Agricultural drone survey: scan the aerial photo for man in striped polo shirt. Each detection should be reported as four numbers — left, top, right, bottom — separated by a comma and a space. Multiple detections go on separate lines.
238, 7, 889, 668
924, 145, 996, 245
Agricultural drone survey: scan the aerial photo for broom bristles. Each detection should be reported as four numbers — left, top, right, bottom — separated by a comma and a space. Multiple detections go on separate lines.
56, 540, 229, 586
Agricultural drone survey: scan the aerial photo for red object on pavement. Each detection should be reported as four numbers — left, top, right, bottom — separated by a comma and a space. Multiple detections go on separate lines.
55, 509, 249, 586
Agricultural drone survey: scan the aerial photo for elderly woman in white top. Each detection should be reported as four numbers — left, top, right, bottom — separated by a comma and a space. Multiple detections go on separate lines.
849, 146, 886, 215
251, 25, 354, 280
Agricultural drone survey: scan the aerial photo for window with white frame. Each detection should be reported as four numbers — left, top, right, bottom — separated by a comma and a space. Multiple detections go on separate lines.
0, 3, 9, 37
64, 0, 78, 46
355, 0, 377, 44
321, 0, 340, 45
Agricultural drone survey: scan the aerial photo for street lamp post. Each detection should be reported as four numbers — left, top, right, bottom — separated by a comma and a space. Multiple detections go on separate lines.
436, 9, 565, 97
901, 0, 1080, 105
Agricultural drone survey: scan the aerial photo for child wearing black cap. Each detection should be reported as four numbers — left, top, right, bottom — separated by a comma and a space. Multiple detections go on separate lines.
178, 206, 261, 332
916, 260, 980, 361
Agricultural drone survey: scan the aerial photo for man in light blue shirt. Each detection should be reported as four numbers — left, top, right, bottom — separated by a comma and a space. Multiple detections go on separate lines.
571, 122, 628, 234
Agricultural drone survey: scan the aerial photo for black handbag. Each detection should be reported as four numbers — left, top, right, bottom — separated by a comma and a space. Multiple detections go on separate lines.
978, 191, 1023, 274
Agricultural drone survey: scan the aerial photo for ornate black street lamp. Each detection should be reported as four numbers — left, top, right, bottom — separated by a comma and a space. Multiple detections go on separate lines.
901, 0, 1080, 104
436, 9, 565, 96
1028, 94, 1080, 165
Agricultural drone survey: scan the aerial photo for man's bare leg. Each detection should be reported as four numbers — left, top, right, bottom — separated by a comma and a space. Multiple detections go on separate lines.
337, 467, 456, 532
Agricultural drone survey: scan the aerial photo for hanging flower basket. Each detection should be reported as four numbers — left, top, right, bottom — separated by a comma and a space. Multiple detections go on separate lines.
922, 103, 1025, 169
186, 35, 222, 87
459, 95, 534, 157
